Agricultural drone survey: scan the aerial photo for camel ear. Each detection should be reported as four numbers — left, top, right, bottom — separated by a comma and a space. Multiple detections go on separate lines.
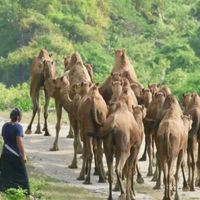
122, 49, 126, 54
95, 82, 99, 86
182, 93, 186, 98
52, 79, 56, 84
60, 76, 64, 81
89, 82, 92, 87
51, 61, 54, 65
49, 53, 53, 57
90, 64, 93, 68
111, 72, 114, 76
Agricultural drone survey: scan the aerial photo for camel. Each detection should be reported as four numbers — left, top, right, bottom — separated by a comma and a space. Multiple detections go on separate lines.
63, 54, 93, 138
156, 104, 192, 200
100, 49, 142, 104
25, 49, 55, 136
182, 93, 200, 190
141, 92, 166, 176
77, 84, 108, 184
92, 101, 143, 200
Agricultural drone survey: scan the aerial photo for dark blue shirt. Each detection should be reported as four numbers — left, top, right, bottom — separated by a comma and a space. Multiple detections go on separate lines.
1, 122, 24, 155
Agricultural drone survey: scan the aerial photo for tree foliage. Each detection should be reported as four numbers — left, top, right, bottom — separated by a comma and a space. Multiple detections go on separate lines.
0, 0, 200, 99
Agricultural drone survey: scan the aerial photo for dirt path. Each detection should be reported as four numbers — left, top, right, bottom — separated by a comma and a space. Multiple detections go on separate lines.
0, 118, 200, 200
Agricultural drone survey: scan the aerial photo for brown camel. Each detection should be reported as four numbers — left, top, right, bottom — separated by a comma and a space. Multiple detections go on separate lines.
93, 101, 143, 200
156, 104, 192, 200
25, 49, 56, 136
100, 49, 142, 104
183, 93, 200, 190
142, 92, 166, 176
77, 84, 108, 184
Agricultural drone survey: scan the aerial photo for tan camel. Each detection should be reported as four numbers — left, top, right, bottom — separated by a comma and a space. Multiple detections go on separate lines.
25, 49, 56, 136
93, 101, 143, 200
77, 84, 108, 184
100, 49, 142, 104
156, 104, 192, 200
183, 93, 200, 190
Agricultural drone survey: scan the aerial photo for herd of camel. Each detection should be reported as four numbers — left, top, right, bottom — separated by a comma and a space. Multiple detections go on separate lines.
24, 48, 200, 200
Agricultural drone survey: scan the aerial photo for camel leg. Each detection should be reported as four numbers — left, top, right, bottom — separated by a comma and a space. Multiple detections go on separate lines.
115, 151, 130, 198
182, 159, 189, 191
35, 92, 42, 134
67, 113, 74, 138
190, 146, 196, 191
187, 149, 191, 186
93, 139, 99, 176
128, 147, 139, 200
43, 90, 50, 136
97, 139, 107, 183
162, 161, 169, 200
147, 134, 153, 176
77, 137, 86, 180
69, 118, 79, 169
104, 137, 114, 200
195, 142, 200, 187
136, 164, 144, 184
153, 152, 162, 189
175, 150, 184, 200
25, 92, 39, 135
139, 134, 147, 161
83, 137, 93, 184
50, 103, 62, 151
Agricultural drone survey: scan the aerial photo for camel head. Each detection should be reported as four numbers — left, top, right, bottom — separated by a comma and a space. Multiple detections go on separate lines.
181, 114, 193, 133
163, 94, 179, 110
111, 71, 122, 82
148, 83, 160, 95
114, 49, 126, 62
111, 81, 123, 97
67, 52, 83, 69
133, 105, 147, 120
190, 93, 200, 107
154, 91, 166, 106
63, 56, 71, 72
141, 88, 152, 107
43, 59, 56, 80
38, 49, 49, 59
182, 93, 192, 109
80, 81, 92, 95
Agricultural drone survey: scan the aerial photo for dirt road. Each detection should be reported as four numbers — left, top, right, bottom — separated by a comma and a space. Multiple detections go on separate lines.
0, 118, 200, 200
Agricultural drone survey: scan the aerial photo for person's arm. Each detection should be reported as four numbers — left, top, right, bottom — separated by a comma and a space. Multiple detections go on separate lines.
16, 136, 27, 163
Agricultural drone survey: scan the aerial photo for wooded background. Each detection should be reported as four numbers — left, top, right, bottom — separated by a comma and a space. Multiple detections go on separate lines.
0, 0, 200, 110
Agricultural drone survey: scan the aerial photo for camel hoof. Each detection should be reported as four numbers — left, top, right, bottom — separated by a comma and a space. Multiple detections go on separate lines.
147, 171, 153, 176
108, 197, 113, 200
190, 187, 195, 191
195, 178, 200, 187
35, 130, 42, 134
98, 177, 106, 183
118, 193, 126, 200
136, 176, 144, 184
77, 175, 84, 181
44, 132, 51, 136
83, 180, 92, 185
182, 183, 189, 191
174, 193, 180, 200
68, 163, 77, 169
77, 147, 83, 154
67, 133, 74, 138
113, 184, 120, 191
153, 184, 161, 190
49, 147, 59, 151
25, 129, 32, 135
151, 176, 157, 182
139, 155, 146, 161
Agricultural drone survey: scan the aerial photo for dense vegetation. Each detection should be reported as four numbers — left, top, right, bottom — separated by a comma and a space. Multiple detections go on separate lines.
0, 0, 200, 110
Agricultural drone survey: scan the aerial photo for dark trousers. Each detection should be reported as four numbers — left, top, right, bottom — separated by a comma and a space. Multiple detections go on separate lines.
0, 151, 30, 195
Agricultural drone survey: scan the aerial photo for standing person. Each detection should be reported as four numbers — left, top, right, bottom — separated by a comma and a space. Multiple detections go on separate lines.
0, 108, 31, 197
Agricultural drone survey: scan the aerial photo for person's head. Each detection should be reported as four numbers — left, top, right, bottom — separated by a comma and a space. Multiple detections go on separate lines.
10, 108, 22, 122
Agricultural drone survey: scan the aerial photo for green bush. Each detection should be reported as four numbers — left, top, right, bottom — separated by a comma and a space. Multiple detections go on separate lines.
0, 188, 27, 200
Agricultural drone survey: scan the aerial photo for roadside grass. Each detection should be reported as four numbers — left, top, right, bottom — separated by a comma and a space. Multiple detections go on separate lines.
0, 138, 102, 200
0, 110, 69, 125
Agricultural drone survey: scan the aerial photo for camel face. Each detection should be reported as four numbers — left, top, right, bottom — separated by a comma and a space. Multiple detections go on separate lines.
43, 60, 56, 80
148, 83, 160, 95
111, 81, 123, 98
182, 93, 192, 109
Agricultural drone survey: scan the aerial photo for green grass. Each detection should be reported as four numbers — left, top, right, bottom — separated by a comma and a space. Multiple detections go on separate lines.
0, 110, 69, 125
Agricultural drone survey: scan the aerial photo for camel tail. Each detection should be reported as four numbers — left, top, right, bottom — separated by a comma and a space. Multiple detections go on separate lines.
164, 130, 171, 163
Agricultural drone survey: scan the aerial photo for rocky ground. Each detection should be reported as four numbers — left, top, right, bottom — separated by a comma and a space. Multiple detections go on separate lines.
0, 117, 200, 200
